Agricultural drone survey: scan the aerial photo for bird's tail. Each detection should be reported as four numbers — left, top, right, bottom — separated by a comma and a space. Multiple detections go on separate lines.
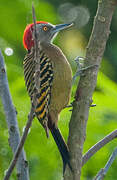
48, 116, 72, 173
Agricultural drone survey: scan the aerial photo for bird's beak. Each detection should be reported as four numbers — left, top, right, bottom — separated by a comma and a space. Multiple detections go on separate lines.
53, 23, 73, 33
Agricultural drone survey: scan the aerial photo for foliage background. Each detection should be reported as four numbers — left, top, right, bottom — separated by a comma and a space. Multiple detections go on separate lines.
0, 0, 117, 179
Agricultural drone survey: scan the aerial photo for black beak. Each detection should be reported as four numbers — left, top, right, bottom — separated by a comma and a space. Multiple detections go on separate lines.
53, 23, 73, 33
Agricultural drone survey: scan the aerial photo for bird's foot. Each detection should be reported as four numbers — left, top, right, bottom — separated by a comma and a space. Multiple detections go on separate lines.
72, 56, 98, 84
65, 102, 74, 111
90, 104, 96, 107
72, 56, 84, 84
65, 104, 72, 108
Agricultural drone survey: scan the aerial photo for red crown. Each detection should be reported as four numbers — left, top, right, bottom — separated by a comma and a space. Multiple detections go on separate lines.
23, 21, 48, 50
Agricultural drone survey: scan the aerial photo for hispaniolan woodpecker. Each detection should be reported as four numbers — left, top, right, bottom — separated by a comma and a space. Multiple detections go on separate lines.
23, 21, 73, 172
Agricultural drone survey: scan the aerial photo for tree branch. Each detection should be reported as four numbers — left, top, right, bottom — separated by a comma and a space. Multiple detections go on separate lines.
3, 106, 34, 180
82, 129, 117, 166
32, 3, 41, 92
0, 50, 29, 180
3, 4, 41, 180
94, 148, 117, 180
64, 0, 116, 180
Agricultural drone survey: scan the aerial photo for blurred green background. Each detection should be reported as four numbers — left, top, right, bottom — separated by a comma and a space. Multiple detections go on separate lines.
0, 0, 117, 179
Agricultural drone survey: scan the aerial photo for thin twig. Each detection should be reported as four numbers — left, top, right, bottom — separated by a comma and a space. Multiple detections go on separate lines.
0, 50, 29, 180
3, 4, 40, 180
94, 148, 117, 180
32, 3, 41, 92
82, 129, 117, 166
3, 106, 34, 180
32, 3, 38, 60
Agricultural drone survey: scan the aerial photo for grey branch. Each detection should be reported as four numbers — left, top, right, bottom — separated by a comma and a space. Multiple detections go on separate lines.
64, 0, 116, 180
82, 129, 117, 166
32, 3, 39, 60
0, 50, 29, 180
94, 148, 117, 180
32, 4, 41, 92
3, 106, 34, 180
3, 4, 41, 180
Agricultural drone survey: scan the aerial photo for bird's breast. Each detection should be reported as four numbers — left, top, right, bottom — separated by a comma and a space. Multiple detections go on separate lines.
50, 56, 72, 111
41, 43, 72, 115
41, 41, 72, 118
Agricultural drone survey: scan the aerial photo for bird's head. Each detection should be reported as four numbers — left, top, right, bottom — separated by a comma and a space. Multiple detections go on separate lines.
23, 21, 73, 50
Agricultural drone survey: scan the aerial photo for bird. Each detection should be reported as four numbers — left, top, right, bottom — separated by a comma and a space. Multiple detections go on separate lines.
23, 21, 73, 173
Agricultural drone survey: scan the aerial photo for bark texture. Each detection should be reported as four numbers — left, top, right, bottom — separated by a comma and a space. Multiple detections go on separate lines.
64, 0, 116, 179
0, 50, 29, 180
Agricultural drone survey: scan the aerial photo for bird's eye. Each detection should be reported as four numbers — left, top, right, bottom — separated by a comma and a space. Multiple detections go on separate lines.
43, 26, 48, 31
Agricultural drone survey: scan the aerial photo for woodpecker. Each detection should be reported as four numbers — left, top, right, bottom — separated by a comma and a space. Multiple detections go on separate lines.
23, 21, 73, 172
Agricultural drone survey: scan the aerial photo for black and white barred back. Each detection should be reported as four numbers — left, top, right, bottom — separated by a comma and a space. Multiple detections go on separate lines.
23, 50, 53, 126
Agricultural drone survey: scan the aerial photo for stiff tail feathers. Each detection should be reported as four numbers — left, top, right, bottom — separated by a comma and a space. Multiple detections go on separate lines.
48, 116, 72, 173
50, 127, 72, 173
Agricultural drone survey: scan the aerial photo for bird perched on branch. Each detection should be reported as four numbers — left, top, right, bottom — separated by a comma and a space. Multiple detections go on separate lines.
23, 21, 73, 172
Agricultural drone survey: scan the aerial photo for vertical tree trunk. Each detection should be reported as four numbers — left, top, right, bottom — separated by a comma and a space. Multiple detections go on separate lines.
64, 0, 116, 179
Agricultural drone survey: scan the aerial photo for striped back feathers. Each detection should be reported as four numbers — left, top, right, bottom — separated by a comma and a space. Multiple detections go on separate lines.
23, 50, 53, 126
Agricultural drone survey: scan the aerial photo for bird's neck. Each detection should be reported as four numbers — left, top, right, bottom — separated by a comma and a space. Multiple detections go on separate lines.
40, 42, 66, 61
29, 42, 69, 67
40, 42, 57, 51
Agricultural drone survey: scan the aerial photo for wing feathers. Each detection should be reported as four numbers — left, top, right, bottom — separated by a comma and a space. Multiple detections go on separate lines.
23, 51, 53, 126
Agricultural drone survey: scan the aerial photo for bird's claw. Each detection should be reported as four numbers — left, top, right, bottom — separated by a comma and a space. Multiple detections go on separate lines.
90, 104, 96, 107
65, 102, 74, 111
72, 56, 98, 84
65, 104, 72, 108
72, 56, 85, 84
